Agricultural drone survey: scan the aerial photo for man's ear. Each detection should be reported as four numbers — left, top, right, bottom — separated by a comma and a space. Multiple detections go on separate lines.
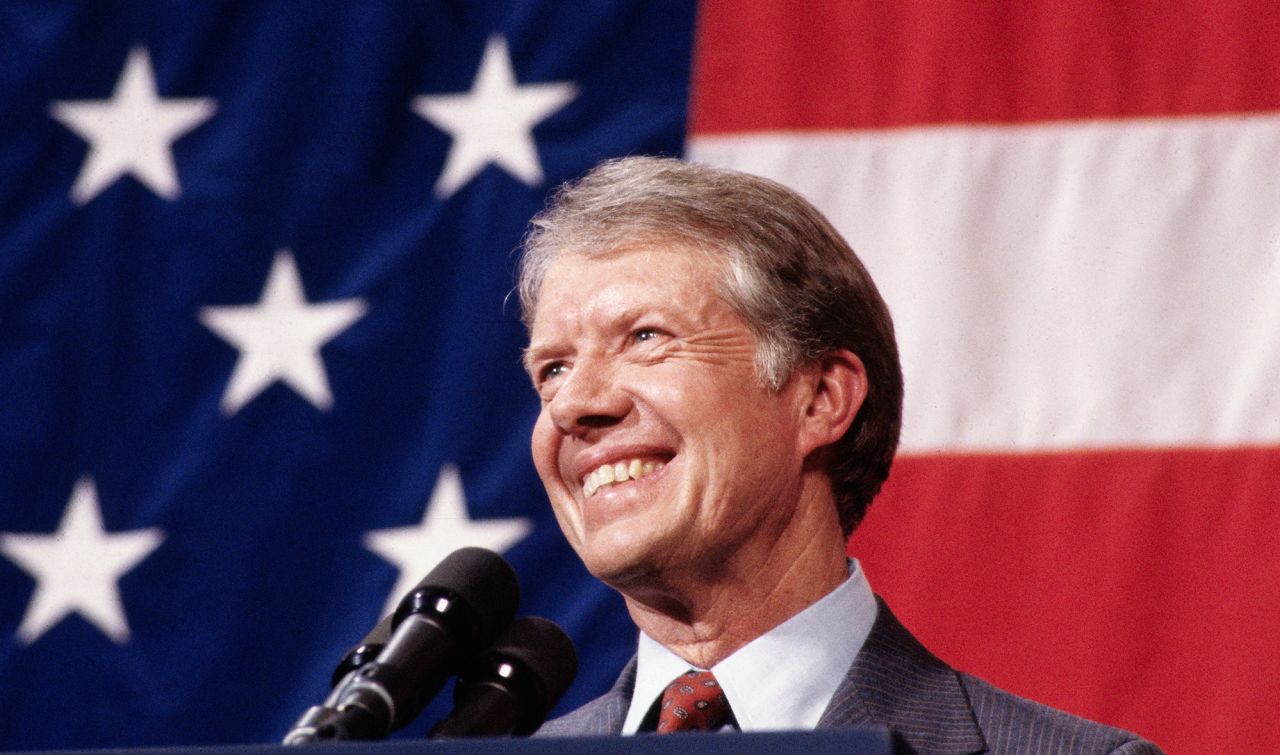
797, 349, 867, 457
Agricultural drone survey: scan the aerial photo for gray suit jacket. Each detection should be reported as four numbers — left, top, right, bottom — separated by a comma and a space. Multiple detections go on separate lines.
537, 599, 1162, 754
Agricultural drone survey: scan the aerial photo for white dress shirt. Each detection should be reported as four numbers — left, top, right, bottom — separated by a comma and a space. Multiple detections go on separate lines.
620, 559, 878, 733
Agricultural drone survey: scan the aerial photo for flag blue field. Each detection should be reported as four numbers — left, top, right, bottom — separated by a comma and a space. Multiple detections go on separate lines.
0, 2, 696, 747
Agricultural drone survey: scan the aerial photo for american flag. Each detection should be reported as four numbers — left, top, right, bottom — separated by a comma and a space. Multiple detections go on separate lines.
2, 1, 1277, 752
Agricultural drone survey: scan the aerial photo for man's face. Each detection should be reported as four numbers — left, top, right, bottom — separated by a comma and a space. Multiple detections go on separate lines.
526, 244, 815, 587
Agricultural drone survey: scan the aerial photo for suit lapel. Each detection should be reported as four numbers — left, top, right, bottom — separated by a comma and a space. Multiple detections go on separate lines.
818, 597, 987, 754
598, 655, 638, 732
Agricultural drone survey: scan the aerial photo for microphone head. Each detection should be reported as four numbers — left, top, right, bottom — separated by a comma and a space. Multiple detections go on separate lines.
462, 615, 578, 734
490, 616, 577, 709
392, 547, 521, 653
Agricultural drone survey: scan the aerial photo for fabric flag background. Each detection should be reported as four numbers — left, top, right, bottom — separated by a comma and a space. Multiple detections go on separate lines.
0, 2, 1275, 753
688, 2, 1280, 753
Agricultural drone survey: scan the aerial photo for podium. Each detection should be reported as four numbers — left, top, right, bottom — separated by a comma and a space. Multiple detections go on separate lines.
63, 729, 897, 754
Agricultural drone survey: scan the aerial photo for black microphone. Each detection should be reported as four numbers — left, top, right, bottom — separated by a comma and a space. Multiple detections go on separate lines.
330, 612, 394, 688
284, 547, 520, 743
284, 612, 396, 744
428, 616, 578, 738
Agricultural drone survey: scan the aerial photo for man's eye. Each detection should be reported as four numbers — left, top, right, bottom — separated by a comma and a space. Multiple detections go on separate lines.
540, 362, 568, 381
634, 328, 659, 343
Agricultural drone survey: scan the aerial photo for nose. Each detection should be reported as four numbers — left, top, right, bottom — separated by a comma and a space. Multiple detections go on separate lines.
546, 356, 631, 437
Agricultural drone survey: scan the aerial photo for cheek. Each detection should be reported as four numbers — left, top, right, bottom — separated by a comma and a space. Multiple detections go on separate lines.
531, 415, 584, 541
636, 368, 720, 422
530, 413, 561, 481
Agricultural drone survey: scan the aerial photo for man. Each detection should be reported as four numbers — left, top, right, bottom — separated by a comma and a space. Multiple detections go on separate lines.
518, 156, 1160, 753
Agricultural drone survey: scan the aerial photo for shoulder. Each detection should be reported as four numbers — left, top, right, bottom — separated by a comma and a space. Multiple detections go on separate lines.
959, 673, 1164, 754
839, 597, 1162, 753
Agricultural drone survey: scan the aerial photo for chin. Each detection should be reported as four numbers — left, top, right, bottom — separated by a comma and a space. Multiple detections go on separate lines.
577, 535, 663, 588
579, 548, 642, 584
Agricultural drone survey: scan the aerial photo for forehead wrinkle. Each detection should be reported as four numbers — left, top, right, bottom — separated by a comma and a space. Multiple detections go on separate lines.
538, 279, 651, 335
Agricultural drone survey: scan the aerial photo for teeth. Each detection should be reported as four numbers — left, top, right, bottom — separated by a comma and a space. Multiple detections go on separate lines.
582, 458, 665, 498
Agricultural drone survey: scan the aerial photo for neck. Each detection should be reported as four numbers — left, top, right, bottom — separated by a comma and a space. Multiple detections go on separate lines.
618, 483, 849, 669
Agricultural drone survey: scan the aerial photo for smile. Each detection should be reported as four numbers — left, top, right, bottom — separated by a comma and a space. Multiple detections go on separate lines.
582, 458, 666, 498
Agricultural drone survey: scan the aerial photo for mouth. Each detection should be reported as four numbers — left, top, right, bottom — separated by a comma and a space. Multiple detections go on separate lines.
581, 456, 670, 498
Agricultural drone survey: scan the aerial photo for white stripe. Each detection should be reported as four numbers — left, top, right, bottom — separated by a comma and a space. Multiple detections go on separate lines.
690, 115, 1280, 451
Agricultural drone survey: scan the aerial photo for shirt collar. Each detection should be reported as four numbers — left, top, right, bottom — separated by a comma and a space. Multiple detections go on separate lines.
621, 559, 877, 733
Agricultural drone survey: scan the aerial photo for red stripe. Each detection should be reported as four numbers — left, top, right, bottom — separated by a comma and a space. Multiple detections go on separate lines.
691, 0, 1280, 133
849, 446, 1280, 752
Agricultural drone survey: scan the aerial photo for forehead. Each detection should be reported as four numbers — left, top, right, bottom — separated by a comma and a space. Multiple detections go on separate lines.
530, 244, 726, 332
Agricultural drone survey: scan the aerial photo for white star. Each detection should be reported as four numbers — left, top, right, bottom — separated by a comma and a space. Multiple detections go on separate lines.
412, 35, 577, 198
49, 47, 216, 204
0, 477, 163, 645
199, 250, 367, 414
364, 464, 532, 616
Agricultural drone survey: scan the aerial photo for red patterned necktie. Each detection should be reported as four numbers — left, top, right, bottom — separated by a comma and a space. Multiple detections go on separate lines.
655, 670, 731, 733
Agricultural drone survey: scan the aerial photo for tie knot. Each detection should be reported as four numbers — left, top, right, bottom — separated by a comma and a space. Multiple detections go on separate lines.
656, 670, 731, 733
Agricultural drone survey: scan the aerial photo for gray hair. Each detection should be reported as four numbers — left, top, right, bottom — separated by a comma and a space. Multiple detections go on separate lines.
518, 156, 903, 534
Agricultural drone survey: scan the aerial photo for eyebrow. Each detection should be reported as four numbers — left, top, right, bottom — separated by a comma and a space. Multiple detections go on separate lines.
521, 304, 654, 377
522, 340, 568, 378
